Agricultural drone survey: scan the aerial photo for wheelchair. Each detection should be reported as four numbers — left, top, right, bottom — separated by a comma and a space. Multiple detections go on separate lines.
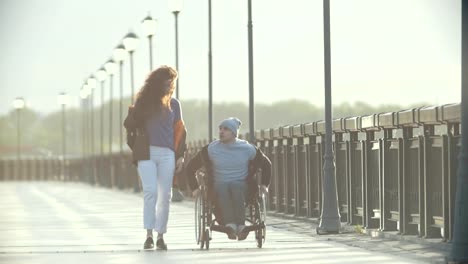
194, 170, 267, 250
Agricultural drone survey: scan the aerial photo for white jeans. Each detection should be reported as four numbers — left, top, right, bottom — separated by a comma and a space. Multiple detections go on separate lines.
137, 146, 175, 234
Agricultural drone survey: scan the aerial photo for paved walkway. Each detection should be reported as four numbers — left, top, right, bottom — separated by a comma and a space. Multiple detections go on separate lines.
0, 182, 448, 263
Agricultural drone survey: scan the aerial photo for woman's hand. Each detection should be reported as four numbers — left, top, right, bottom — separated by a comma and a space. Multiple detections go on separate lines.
175, 157, 184, 173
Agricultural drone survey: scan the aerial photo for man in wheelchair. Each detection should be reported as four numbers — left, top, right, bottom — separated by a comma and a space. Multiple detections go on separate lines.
185, 117, 271, 241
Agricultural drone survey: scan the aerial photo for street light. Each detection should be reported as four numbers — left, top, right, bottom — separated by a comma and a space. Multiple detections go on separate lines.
80, 85, 90, 99
87, 75, 97, 90
80, 84, 90, 183
141, 14, 157, 71
13, 97, 25, 109
13, 97, 24, 180
208, 0, 213, 141
96, 67, 108, 186
317, 0, 341, 234
96, 67, 107, 162
58, 92, 69, 180
169, 1, 185, 201
87, 75, 97, 184
113, 44, 127, 190
170, 0, 183, 99
247, 0, 254, 142
105, 60, 118, 154
449, 1, 468, 262
113, 44, 127, 155
105, 59, 117, 187
123, 32, 139, 104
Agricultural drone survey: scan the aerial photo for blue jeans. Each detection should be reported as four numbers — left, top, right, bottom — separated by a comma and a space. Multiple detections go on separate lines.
214, 180, 247, 226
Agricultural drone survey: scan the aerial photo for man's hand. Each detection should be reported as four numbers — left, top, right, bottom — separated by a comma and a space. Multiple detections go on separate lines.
175, 157, 184, 173
260, 185, 268, 195
192, 189, 201, 198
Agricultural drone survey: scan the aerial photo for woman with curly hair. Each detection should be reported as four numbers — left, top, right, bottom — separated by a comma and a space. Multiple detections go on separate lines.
124, 65, 186, 250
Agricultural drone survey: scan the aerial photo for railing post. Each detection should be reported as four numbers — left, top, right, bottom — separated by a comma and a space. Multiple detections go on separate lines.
332, 118, 347, 223
283, 126, 296, 215
344, 116, 363, 226
293, 124, 307, 217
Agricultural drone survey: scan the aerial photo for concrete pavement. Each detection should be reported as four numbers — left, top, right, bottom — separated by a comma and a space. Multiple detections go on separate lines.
0, 182, 446, 263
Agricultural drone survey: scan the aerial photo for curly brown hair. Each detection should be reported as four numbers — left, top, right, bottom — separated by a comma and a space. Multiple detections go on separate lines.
134, 65, 178, 114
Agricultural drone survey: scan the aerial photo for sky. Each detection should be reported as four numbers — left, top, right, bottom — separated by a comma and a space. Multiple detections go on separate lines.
0, 0, 461, 115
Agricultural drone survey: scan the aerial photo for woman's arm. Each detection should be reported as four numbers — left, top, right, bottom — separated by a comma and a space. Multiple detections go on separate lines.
173, 98, 186, 159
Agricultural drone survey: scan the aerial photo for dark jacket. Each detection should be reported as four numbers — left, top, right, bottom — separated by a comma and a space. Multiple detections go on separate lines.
123, 98, 187, 165
185, 142, 272, 202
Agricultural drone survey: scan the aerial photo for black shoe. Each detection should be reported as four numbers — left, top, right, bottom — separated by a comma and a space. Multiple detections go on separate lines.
156, 238, 167, 250
237, 227, 249, 241
171, 188, 185, 202
144, 237, 154, 249
225, 226, 237, 240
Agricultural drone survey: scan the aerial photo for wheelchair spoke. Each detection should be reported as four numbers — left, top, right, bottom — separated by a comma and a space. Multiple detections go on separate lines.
194, 194, 201, 244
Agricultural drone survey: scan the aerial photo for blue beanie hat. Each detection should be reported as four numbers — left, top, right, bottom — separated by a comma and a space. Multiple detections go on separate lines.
219, 117, 242, 137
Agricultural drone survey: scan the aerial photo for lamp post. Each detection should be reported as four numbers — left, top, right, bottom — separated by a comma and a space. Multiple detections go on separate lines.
105, 59, 117, 188
96, 67, 107, 186
317, 0, 341, 234
113, 45, 127, 190
13, 97, 25, 180
87, 75, 97, 184
123, 32, 139, 104
96, 67, 107, 157
170, 0, 183, 99
80, 85, 90, 182
247, 0, 254, 142
113, 44, 127, 155
448, 1, 468, 262
104, 59, 117, 154
208, 0, 213, 141
142, 15, 157, 72
58, 92, 69, 181
124, 32, 140, 192
80, 87, 87, 156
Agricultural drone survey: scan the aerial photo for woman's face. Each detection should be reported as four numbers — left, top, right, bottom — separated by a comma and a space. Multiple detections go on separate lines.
163, 79, 174, 94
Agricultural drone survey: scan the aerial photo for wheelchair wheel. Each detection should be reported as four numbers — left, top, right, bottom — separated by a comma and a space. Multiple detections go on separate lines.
194, 193, 202, 246
195, 190, 207, 249
254, 201, 263, 248
201, 189, 212, 250
201, 190, 207, 249
205, 229, 210, 250
256, 192, 267, 248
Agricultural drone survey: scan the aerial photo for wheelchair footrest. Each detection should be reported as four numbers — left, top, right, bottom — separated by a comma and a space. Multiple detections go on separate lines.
243, 224, 265, 233
211, 223, 265, 234
211, 225, 230, 234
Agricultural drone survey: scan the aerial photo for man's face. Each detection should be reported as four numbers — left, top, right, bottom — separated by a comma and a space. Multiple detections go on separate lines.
219, 126, 235, 142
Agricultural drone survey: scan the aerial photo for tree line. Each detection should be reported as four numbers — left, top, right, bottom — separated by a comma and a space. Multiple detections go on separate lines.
0, 98, 431, 158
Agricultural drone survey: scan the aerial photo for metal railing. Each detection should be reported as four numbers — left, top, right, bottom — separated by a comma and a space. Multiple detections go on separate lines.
0, 103, 461, 241
185, 103, 461, 241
